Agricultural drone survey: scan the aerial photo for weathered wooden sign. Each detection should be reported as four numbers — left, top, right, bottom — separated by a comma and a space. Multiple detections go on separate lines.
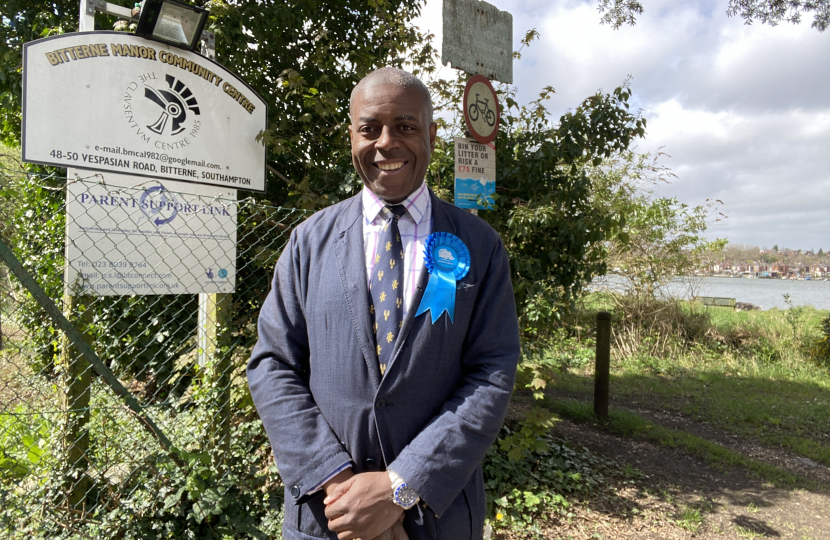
442, 0, 513, 84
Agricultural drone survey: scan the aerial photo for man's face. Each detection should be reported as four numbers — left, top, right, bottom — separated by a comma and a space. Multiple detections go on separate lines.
348, 83, 437, 204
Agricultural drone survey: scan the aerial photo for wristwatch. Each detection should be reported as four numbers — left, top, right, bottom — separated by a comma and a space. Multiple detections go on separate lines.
388, 470, 419, 510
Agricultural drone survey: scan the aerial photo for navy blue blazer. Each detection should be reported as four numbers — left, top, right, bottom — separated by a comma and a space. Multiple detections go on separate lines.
248, 189, 520, 540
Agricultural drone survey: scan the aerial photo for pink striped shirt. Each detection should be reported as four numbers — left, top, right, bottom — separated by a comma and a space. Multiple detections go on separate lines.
362, 182, 432, 315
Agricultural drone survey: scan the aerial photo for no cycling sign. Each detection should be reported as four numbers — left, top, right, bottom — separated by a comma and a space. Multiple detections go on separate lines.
463, 75, 500, 145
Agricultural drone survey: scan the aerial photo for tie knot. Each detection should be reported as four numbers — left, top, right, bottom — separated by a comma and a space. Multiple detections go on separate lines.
385, 205, 407, 220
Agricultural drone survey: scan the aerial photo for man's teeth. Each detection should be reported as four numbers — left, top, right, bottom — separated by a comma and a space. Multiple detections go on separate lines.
378, 162, 404, 171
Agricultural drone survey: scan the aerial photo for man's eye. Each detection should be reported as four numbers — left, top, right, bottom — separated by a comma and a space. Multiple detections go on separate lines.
360, 126, 377, 133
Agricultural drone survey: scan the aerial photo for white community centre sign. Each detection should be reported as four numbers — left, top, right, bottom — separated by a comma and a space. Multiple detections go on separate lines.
65, 169, 237, 296
22, 31, 267, 192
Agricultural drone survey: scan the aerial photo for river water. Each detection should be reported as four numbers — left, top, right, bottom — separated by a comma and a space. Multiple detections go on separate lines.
667, 277, 830, 310
598, 276, 830, 311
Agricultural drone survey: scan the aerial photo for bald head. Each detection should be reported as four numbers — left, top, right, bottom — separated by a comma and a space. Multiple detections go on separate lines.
350, 67, 434, 123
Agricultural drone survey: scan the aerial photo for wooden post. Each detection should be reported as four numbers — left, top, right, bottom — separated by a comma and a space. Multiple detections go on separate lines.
593, 311, 611, 420
61, 294, 92, 509
199, 293, 233, 461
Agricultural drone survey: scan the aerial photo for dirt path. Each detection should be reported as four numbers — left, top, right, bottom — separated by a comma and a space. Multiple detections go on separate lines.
525, 392, 830, 539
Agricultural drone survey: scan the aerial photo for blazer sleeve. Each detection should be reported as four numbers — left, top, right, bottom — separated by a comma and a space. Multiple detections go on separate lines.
247, 229, 353, 502
389, 235, 520, 516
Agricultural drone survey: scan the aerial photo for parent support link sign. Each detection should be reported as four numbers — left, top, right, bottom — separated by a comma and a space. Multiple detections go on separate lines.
22, 32, 267, 192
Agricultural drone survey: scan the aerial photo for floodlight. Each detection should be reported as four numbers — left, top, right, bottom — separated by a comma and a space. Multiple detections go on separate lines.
135, 0, 209, 51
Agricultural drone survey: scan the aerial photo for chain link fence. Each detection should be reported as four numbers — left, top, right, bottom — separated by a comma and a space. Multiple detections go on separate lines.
0, 163, 310, 538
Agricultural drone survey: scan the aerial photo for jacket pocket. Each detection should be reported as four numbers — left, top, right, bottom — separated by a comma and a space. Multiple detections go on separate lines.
455, 282, 479, 303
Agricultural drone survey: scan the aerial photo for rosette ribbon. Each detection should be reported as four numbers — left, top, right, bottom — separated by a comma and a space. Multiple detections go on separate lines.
415, 232, 470, 323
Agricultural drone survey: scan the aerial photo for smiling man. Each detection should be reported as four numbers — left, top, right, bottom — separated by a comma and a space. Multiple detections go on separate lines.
248, 67, 520, 540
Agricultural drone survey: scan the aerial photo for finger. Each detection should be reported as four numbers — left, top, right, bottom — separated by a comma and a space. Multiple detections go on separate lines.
324, 502, 347, 520
392, 520, 409, 540
324, 480, 352, 506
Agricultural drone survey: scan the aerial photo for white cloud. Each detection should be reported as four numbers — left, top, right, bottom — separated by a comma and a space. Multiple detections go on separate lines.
413, 0, 830, 249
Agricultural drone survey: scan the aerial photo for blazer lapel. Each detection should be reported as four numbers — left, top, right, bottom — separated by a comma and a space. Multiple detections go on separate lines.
386, 189, 457, 372
333, 196, 381, 388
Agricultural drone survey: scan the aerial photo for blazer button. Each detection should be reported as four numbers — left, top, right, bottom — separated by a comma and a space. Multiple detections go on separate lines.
364, 458, 377, 469
375, 398, 386, 409
290, 486, 301, 498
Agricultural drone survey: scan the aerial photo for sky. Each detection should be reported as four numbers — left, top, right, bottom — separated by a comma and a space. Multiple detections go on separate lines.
413, 0, 830, 251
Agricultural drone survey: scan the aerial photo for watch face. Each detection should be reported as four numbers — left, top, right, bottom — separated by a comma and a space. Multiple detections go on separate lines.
395, 484, 418, 507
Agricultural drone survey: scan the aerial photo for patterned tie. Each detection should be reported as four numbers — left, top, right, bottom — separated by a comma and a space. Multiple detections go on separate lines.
370, 205, 407, 375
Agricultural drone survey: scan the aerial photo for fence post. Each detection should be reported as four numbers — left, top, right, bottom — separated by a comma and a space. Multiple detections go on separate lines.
61, 294, 92, 509
593, 311, 611, 420
199, 292, 233, 460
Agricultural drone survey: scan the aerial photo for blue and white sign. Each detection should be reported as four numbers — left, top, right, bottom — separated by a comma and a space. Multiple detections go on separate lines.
64, 168, 237, 295
454, 137, 495, 209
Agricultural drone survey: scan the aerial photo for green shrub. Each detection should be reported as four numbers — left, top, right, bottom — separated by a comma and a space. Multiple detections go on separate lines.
485, 424, 625, 533
812, 313, 830, 368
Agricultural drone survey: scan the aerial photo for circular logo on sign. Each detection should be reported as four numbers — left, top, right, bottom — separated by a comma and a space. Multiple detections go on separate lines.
123, 72, 202, 148
218, 269, 228, 279
139, 185, 179, 226
463, 75, 500, 145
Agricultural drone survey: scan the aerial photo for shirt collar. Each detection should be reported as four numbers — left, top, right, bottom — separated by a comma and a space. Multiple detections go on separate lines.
361, 181, 430, 226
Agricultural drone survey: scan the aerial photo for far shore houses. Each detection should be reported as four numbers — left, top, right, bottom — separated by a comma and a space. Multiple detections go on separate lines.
702, 261, 830, 279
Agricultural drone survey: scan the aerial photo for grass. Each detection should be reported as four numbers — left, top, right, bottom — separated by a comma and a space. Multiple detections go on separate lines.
543, 397, 816, 490
548, 296, 830, 467
676, 505, 703, 532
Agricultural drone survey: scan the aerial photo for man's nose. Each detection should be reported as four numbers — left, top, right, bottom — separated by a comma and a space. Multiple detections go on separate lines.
375, 125, 399, 150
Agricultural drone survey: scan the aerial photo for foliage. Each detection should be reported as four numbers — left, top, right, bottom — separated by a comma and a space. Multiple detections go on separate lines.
5, 385, 284, 539
485, 425, 622, 532
597, 0, 645, 29
726, 0, 830, 31
590, 152, 727, 299
811, 312, 830, 367
83, 419, 283, 540
555, 296, 830, 468
426, 67, 645, 336
597, 0, 830, 31
0, 404, 52, 479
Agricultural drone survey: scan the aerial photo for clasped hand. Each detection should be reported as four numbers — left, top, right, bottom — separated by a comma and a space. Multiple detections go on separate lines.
323, 471, 409, 540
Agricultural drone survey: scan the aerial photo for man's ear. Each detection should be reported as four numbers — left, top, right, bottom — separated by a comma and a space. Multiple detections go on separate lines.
428, 122, 438, 151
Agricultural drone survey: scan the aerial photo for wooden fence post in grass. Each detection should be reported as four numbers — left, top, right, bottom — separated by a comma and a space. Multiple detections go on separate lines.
594, 311, 612, 420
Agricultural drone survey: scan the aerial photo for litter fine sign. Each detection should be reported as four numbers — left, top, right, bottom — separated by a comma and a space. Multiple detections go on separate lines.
454, 137, 495, 210
23, 32, 267, 192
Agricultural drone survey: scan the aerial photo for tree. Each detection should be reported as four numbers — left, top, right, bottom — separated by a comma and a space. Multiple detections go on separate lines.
597, 0, 830, 31
0, 0, 431, 207
589, 151, 726, 299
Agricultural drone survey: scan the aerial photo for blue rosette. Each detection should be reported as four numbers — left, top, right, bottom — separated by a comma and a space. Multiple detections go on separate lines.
415, 232, 470, 323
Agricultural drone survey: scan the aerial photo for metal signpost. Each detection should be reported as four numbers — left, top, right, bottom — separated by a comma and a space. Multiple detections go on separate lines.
442, 0, 512, 212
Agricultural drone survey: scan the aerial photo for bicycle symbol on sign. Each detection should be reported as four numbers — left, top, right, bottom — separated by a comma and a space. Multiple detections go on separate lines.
468, 93, 496, 127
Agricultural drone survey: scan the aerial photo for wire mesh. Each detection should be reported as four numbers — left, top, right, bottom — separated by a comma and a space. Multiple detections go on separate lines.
0, 164, 309, 537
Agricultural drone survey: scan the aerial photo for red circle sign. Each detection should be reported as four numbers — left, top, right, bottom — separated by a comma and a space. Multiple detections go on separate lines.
463, 75, 500, 145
